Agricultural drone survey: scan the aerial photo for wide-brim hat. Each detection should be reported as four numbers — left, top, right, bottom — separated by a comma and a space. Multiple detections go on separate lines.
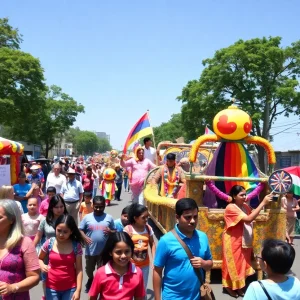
30, 164, 40, 170
67, 168, 76, 174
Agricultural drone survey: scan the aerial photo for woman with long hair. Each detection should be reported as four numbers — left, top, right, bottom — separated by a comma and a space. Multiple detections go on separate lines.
0, 199, 40, 299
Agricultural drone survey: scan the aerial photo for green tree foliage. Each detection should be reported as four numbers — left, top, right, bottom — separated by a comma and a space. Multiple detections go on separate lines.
178, 37, 300, 172
65, 128, 112, 155
39, 85, 85, 157
0, 20, 47, 142
98, 137, 112, 153
153, 113, 187, 144
0, 17, 22, 49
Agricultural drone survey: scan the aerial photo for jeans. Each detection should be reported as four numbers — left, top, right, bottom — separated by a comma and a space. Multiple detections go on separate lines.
46, 287, 76, 300
141, 265, 149, 291
123, 178, 128, 190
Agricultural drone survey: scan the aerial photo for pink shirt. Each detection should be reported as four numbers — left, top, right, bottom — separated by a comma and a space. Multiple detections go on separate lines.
89, 262, 145, 300
39, 197, 50, 217
121, 158, 156, 195
22, 213, 44, 239
41, 239, 83, 291
0, 237, 39, 300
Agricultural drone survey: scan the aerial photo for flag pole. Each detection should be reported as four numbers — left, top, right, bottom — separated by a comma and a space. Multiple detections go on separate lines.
147, 110, 159, 164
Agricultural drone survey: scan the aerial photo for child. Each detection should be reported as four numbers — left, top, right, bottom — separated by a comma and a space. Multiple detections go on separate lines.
281, 191, 300, 245
124, 203, 156, 290
79, 196, 116, 293
26, 181, 45, 207
244, 239, 300, 299
39, 186, 57, 217
89, 232, 145, 300
114, 205, 130, 232
39, 214, 84, 300
22, 197, 44, 240
79, 191, 93, 221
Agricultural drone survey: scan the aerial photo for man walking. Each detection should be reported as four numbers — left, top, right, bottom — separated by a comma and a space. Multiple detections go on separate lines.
60, 168, 84, 224
153, 198, 213, 300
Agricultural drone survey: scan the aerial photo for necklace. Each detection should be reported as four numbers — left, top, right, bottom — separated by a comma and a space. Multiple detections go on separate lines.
163, 166, 180, 197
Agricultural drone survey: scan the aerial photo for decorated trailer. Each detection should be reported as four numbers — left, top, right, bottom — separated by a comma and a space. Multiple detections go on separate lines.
144, 104, 288, 282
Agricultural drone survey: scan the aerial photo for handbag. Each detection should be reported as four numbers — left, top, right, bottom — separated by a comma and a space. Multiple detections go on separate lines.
171, 229, 216, 300
258, 281, 272, 300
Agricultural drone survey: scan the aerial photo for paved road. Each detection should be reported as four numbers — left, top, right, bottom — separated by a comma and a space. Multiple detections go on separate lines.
30, 188, 300, 299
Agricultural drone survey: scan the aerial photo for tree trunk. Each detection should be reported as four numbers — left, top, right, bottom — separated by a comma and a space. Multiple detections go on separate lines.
257, 145, 267, 174
45, 142, 49, 158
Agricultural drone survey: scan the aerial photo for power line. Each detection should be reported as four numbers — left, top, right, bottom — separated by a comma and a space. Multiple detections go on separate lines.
272, 122, 300, 136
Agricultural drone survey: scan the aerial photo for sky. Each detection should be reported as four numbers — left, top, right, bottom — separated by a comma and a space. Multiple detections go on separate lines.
1, 0, 300, 150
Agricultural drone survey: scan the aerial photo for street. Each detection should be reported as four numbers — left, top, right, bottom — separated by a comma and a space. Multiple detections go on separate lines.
30, 189, 300, 299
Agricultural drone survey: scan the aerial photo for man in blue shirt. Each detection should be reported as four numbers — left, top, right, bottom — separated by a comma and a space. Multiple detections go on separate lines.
79, 196, 115, 293
153, 198, 213, 300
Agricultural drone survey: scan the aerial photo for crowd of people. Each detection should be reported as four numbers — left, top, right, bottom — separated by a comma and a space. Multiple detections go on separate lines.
0, 137, 299, 299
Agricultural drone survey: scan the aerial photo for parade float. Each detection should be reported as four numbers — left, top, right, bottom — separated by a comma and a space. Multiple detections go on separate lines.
144, 104, 289, 282
0, 137, 24, 185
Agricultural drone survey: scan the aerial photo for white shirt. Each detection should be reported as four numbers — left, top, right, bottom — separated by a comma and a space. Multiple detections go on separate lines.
46, 172, 67, 194
60, 179, 84, 202
143, 146, 156, 164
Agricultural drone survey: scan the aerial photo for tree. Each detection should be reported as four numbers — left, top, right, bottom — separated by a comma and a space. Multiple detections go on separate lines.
39, 85, 85, 157
0, 18, 47, 142
98, 137, 112, 153
178, 37, 300, 172
0, 17, 22, 49
153, 113, 187, 144
74, 131, 100, 155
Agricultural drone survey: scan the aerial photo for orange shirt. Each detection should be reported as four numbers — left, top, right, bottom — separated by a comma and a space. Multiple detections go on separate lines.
79, 202, 93, 218
124, 225, 153, 268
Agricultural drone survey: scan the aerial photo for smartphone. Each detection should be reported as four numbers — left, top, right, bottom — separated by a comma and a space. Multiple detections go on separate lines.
272, 194, 279, 201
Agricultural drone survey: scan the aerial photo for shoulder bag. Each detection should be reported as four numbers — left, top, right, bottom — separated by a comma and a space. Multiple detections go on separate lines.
171, 229, 216, 300
258, 281, 272, 300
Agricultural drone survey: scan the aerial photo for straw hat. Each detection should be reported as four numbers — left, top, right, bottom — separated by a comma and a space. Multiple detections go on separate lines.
67, 168, 76, 174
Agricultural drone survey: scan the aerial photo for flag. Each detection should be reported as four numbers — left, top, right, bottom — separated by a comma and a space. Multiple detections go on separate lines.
283, 166, 300, 197
123, 112, 153, 153
205, 125, 214, 135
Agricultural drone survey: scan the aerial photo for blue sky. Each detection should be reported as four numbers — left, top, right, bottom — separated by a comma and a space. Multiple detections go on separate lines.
2, 0, 300, 150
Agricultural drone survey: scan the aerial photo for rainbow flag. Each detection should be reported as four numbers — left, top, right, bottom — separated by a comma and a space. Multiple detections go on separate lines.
123, 112, 153, 153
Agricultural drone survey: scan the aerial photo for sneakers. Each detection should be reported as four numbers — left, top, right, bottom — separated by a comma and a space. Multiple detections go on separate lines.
85, 278, 93, 293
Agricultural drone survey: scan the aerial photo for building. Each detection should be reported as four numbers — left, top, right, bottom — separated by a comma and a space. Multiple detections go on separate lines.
275, 150, 300, 169
48, 137, 74, 158
95, 131, 110, 142
18, 141, 41, 160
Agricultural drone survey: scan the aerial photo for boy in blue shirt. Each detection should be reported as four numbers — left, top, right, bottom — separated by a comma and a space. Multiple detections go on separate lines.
114, 205, 130, 232
244, 239, 300, 300
79, 196, 115, 293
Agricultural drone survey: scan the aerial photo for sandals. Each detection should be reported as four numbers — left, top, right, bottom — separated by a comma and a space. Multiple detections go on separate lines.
237, 289, 245, 297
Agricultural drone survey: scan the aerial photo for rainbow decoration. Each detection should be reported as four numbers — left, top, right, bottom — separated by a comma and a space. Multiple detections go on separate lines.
204, 142, 259, 208
123, 112, 153, 154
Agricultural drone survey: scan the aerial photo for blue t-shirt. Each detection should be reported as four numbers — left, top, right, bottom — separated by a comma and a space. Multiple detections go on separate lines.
13, 183, 31, 197
154, 225, 212, 300
114, 218, 124, 232
244, 277, 300, 300
79, 212, 115, 256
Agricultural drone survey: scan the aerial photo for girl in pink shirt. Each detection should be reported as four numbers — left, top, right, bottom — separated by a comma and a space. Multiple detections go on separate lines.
89, 232, 145, 300
39, 214, 84, 300
39, 186, 57, 217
